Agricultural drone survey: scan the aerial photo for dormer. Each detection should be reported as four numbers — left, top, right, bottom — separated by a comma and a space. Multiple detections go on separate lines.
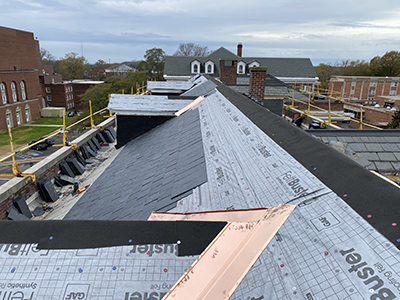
237, 60, 246, 74
191, 60, 201, 74
248, 60, 260, 68
205, 60, 214, 74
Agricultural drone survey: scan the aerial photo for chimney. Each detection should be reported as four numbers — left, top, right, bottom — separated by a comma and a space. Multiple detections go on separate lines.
237, 43, 243, 57
249, 67, 268, 104
219, 59, 238, 85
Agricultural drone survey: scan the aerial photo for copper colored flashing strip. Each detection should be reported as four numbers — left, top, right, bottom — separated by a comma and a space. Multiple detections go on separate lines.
175, 96, 205, 116
158, 204, 296, 300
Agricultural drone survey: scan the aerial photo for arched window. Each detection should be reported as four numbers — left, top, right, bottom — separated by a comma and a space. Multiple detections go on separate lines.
5, 109, 12, 128
16, 107, 22, 125
11, 82, 17, 102
1, 83, 7, 104
191, 60, 201, 74
25, 104, 30, 122
237, 61, 246, 74
20, 81, 26, 100
207, 64, 211, 73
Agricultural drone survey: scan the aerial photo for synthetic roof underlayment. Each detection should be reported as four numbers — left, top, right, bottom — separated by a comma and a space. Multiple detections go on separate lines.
1, 75, 400, 299
108, 94, 192, 116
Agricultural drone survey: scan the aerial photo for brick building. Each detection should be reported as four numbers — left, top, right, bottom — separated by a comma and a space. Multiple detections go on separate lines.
70, 80, 103, 110
329, 75, 400, 102
0, 26, 43, 130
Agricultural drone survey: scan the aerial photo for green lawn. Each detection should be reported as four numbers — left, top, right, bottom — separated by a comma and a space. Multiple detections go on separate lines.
0, 126, 61, 147
31, 116, 77, 126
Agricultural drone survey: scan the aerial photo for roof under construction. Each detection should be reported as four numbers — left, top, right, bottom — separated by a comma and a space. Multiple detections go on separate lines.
1, 75, 400, 299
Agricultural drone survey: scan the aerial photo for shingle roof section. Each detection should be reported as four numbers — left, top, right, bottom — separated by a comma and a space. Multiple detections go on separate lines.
64, 108, 207, 220
164, 47, 317, 78
310, 130, 400, 173
181, 80, 217, 97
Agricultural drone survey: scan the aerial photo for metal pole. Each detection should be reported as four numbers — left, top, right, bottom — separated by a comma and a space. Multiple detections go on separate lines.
306, 92, 311, 114
292, 89, 295, 102
359, 107, 363, 130
62, 109, 66, 146
89, 100, 94, 129
8, 128, 17, 175
328, 98, 332, 123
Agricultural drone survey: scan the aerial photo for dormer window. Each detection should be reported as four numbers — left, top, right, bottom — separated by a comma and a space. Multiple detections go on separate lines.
248, 60, 260, 68
205, 60, 214, 74
237, 61, 246, 74
191, 60, 201, 74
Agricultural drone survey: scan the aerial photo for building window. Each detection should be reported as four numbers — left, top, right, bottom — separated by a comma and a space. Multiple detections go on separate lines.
51, 78, 55, 83
350, 90, 354, 94
25, 104, 30, 122
71, 94, 74, 99
1, 83, 7, 104
368, 97, 374, 100
370, 82, 377, 87
20, 81, 26, 100
369, 90, 375, 95
205, 61, 214, 74
351, 81, 356, 86
16, 107, 21, 125
191, 60, 201, 74
390, 90, 396, 95
11, 82, 17, 102
47, 95, 52, 101
46, 87, 51, 93
5, 109, 12, 128
391, 82, 398, 87
248, 61, 260, 68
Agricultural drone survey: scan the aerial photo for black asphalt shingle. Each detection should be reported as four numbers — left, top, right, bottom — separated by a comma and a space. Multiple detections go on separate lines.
64, 108, 207, 220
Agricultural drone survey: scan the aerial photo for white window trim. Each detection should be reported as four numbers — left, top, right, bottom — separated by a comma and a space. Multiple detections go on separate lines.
205, 61, 214, 74
248, 61, 260, 68
191, 60, 201, 74
1, 83, 6, 104
237, 61, 246, 74
25, 104, 30, 122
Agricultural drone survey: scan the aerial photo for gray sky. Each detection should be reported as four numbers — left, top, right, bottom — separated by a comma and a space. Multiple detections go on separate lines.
3, 0, 400, 65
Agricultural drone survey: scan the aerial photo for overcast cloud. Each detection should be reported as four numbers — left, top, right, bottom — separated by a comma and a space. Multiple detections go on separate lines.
2, 0, 400, 65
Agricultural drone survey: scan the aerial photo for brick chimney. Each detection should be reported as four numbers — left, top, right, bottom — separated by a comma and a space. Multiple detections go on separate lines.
219, 59, 238, 85
237, 43, 243, 57
249, 67, 268, 104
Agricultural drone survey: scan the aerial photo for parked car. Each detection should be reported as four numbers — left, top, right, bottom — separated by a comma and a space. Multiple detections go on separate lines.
67, 111, 76, 117
29, 137, 55, 150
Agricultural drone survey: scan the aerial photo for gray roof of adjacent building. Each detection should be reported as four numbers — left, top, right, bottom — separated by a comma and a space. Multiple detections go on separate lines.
164, 47, 318, 78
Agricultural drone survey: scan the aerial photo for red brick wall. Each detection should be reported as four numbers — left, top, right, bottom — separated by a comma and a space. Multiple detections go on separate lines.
219, 59, 238, 85
0, 26, 43, 130
345, 102, 394, 125
249, 67, 268, 103
329, 76, 400, 101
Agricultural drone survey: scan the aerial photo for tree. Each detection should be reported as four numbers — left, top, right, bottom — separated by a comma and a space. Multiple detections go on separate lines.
370, 51, 400, 77
387, 110, 400, 129
336, 60, 371, 76
173, 43, 211, 56
139, 48, 165, 80
58, 52, 90, 80
89, 59, 109, 81
314, 63, 341, 91
80, 70, 148, 110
